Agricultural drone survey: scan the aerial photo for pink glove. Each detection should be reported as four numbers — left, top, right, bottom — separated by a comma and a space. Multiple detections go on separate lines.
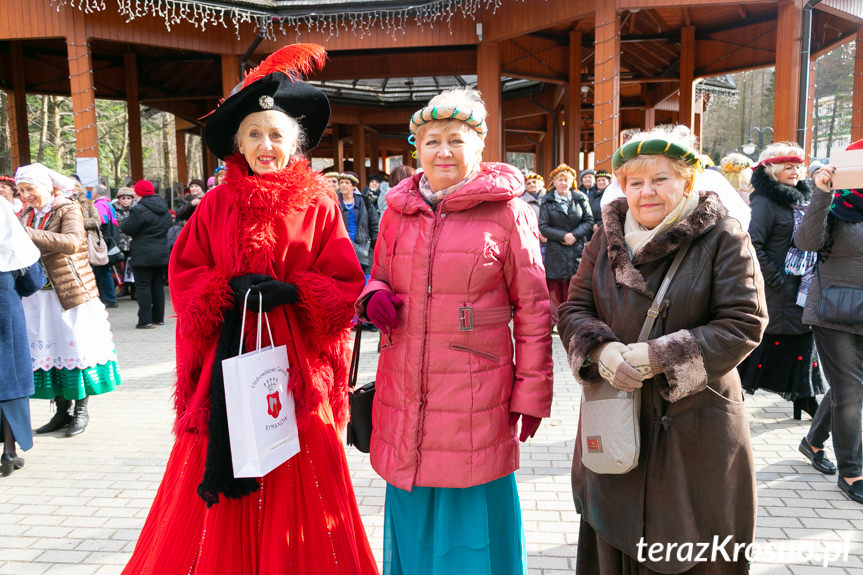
365, 290, 403, 334
509, 412, 542, 442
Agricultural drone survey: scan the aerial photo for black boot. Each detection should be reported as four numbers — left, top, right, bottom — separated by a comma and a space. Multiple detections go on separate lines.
1, 452, 25, 476
793, 397, 819, 420
35, 397, 73, 433
66, 397, 89, 437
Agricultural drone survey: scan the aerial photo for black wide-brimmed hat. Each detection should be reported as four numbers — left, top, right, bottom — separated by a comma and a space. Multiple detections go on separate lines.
204, 44, 330, 160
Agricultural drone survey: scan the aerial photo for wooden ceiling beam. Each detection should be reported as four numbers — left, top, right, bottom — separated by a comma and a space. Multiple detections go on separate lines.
618, 0, 760, 6
312, 48, 474, 81
642, 9, 667, 33
501, 69, 568, 85
503, 95, 554, 121
482, 0, 592, 42
620, 77, 678, 84
505, 128, 548, 135
621, 48, 663, 77
644, 82, 680, 107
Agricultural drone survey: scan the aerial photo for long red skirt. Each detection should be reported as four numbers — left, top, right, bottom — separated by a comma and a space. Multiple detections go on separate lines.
123, 404, 379, 575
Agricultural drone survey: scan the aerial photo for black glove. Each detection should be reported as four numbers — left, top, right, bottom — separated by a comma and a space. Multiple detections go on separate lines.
245, 280, 299, 313
229, 274, 272, 302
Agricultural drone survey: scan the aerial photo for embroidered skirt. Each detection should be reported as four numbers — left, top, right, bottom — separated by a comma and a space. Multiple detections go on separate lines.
22, 290, 121, 400
383, 473, 527, 575
122, 402, 379, 575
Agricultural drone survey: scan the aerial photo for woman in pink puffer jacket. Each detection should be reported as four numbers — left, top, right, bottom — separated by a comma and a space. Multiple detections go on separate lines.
356, 88, 554, 575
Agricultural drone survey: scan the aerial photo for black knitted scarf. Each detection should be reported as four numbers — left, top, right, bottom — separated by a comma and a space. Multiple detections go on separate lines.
196, 304, 260, 507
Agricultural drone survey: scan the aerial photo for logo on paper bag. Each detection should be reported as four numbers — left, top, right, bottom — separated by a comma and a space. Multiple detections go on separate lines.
586, 436, 603, 453
267, 391, 282, 418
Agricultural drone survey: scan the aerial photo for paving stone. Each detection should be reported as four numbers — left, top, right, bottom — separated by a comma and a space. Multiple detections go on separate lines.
3, 295, 861, 575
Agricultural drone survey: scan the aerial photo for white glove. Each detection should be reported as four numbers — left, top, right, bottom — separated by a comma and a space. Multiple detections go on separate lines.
593, 342, 643, 392
621, 342, 662, 381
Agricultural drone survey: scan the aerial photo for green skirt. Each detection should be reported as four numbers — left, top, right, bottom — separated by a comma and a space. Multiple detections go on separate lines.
32, 361, 122, 400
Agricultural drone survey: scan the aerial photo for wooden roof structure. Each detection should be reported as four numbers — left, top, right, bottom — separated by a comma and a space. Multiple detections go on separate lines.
2, 0, 862, 189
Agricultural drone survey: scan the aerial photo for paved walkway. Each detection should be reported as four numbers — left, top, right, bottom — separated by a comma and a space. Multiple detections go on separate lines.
1, 294, 861, 575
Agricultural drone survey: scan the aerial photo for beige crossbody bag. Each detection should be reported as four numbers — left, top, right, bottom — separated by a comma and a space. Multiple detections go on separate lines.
580, 242, 690, 474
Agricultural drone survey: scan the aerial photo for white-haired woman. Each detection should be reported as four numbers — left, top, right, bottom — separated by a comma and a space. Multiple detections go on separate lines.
559, 126, 767, 574
355, 88, 554, 574
16, 163, 121, 438
122, 44, 377, 575
739, 142, 824, 419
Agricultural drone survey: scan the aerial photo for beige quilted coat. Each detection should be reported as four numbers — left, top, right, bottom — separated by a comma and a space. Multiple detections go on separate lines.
19, 196, 99, 310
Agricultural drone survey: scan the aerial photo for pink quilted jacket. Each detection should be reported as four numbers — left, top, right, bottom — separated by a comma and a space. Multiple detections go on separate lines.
356, 163, 554, 491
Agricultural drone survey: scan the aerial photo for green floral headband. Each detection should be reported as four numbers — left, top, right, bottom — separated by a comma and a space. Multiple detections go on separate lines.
611, 138, 699, 172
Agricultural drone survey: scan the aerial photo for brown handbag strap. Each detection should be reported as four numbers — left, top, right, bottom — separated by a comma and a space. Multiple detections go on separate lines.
637, 242, 691, 342
349, 324, 362, 389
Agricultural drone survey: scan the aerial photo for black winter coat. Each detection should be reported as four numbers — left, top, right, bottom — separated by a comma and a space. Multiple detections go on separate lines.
588, 189, 604, 230
748, 167, 812, 335
539, 191, 593, 279
120, 195, 173, 268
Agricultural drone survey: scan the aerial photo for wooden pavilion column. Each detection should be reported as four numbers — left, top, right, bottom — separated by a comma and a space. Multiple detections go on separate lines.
773, 0, 804, 142
125, 52, 143, 181
643, 105, 656, 131
175, 130, 188, 186
477, 41, 502, 162
593, 1, 620, 170
368, 131, 380, 174
67, 11, 99, 184
205, 140, 219, 179
215, 53, 241, 175
804, 57, 817, 158
352, 125, 366, 190
678, 25, 695, 129
852, 27, 863, 142
693, 100, 703, 147
567, 30, 582, 168
8, 42, 30, 169
221, 54, 241, 96
333, 125, 344, 172
557, 108, 566, 166
542, 113, 554, 177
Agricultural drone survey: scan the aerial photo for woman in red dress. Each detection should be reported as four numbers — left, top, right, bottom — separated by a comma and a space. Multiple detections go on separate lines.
122, 44, 378, 575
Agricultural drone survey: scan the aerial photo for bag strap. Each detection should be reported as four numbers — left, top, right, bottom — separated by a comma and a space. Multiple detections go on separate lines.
637, 242, 691, 342
349, 323, 362, 390
237, 289, 274, 355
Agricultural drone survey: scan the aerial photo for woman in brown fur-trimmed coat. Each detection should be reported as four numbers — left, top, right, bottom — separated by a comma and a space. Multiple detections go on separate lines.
558, 127, 767, 574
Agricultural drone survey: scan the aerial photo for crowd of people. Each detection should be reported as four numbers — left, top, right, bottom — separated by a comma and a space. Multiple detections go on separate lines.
1, 40, 861, 575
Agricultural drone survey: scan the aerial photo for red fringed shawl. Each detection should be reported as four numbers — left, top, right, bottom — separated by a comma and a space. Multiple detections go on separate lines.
169, 153, 365, 435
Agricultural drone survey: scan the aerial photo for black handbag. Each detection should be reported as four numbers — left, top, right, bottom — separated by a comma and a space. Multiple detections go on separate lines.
102, 222, 125, 265
346, 325, 375, 453
816, 266, 863, 324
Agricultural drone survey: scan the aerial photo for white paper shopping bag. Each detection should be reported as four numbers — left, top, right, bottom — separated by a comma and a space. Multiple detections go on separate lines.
221, 291, 301, 478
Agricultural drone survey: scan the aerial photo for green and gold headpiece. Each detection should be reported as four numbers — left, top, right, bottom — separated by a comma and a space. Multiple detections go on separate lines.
409, 105, 487, 140
611, 138, 700, 172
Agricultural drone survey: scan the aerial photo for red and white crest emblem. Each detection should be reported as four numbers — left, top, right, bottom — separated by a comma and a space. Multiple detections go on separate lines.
266, 391, 282, 418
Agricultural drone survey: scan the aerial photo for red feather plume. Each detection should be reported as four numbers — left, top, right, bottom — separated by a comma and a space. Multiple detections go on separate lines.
242, 43, 327, 88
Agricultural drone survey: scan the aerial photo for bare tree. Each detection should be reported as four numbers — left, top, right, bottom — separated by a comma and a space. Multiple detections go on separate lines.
161, 113, 173, 189
37, 95, 49, 163
0, 91, 10, 173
